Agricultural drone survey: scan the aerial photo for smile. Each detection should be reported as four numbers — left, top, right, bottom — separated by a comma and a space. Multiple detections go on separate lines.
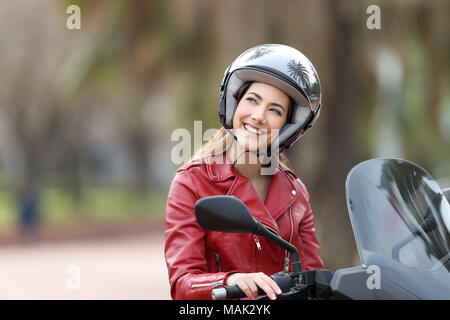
243, 123, 265, 136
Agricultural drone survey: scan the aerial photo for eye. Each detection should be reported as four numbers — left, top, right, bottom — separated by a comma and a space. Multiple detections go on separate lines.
246, 97, 257, 104
270, 108, 282, 116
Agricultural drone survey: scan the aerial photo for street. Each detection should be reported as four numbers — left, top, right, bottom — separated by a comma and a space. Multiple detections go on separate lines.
0, 232, 171, 300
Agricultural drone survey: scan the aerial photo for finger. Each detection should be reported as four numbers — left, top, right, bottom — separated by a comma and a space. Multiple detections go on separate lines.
256, 272, 282, 294
254, 279, 276, 300
266, 276, 282, 295
236, 280, 256, 300
254, 275, 278, 300
245, 278, 260, 299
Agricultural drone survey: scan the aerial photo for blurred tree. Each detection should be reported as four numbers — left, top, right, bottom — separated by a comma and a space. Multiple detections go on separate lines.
0, 1, 72, 187
0, 0, 448, 270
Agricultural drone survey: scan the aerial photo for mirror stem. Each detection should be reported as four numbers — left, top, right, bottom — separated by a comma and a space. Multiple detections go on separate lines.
256, 223, 303, 272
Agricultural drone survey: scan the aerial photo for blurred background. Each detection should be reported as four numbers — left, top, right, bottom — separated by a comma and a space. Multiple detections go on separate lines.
0, 0, 449, 299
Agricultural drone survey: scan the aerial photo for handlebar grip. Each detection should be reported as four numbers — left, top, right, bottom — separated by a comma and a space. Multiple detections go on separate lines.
212, 285, 265, 300
212, 272, 294, 300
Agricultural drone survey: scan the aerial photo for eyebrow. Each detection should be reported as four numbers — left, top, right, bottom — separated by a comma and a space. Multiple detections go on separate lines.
247, 92, 286, 112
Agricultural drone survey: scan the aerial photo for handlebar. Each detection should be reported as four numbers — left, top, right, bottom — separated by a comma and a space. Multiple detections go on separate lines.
212, 272, 294, 300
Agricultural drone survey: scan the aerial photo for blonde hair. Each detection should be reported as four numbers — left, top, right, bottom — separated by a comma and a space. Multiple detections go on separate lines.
190, 127, 293, 169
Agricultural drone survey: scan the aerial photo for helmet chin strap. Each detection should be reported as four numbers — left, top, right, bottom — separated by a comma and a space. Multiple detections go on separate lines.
230, 145, 277, 170
231, 150, 274, 169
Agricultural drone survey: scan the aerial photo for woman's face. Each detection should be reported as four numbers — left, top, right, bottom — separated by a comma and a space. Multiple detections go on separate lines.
232, 82, 290, 153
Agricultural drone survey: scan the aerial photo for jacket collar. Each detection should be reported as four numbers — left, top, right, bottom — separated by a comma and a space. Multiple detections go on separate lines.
204, 153, 236, 182
205, 153, 300, 232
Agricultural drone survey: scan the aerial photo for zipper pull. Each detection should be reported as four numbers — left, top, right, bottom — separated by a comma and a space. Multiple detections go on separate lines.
191, 280, 224, 288
212, 280, 224, 288
284, 256, 290, 273
254, 236, 262, 251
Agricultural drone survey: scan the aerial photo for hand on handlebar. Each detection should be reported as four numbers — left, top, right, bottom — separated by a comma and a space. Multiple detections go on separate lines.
226, 272, 282, 300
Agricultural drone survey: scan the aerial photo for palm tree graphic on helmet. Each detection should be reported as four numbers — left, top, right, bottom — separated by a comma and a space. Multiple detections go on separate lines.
287, 59, 311, 87
247, 47, 273, 61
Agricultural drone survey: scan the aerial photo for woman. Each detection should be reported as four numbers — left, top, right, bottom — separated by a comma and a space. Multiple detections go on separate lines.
165, 44, 324, 300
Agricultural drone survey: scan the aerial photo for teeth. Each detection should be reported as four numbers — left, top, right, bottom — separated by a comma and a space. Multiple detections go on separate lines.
244, 124, 262, 135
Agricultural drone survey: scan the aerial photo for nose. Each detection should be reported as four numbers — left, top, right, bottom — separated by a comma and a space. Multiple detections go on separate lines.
251, 105, 265, 123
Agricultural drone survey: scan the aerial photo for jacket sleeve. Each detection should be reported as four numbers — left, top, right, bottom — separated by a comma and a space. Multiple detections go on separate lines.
296, 181, 325, 270
164, 170, 236, 300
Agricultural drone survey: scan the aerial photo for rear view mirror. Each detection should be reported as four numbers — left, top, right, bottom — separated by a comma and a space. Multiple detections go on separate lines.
195, 195, 260, 234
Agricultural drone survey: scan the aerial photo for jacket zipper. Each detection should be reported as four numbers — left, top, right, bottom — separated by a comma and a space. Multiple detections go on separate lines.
254, 236, 262, 250
254, 222, 283, 251
254, 222, 284, 252
255, 219, 291, 271
191, 280, 224, 288
284, 206, 294, 273
254, 223, 280, 272
254, 235, 261, 271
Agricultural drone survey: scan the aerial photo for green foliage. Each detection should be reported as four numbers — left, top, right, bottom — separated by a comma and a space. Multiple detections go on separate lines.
0, 187, 166, 231
0, 190, 14, 230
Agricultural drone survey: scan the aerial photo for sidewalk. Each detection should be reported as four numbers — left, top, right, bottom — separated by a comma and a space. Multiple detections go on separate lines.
0, 232, 171, 300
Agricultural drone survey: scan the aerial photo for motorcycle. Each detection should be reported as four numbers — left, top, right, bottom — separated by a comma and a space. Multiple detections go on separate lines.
194, 158, 450, 300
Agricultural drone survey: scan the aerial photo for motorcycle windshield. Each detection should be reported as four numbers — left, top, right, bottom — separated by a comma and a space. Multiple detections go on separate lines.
346, 159, 450, 293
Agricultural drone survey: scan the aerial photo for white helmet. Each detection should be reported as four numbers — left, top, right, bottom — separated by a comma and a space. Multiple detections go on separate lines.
219, 44, 322, 152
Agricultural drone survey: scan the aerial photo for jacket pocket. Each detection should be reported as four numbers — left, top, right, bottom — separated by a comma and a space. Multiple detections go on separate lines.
215, 252, 221, 272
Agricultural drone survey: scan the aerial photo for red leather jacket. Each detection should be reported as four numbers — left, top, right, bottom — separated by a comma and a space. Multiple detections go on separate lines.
164, 153, 324, 300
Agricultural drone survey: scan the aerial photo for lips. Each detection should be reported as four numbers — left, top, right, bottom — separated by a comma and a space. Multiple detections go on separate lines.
243, 123, 266, 136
